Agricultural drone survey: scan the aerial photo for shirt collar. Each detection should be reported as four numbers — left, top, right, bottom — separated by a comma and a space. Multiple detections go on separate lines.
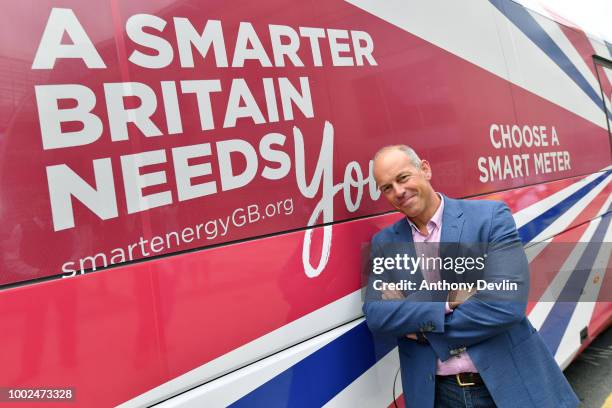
407, 193, 444, 233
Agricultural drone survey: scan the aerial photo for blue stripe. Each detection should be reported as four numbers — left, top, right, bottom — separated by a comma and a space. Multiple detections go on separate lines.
490, 0, 605, 113
537, 205, 612, 354
518, 171, 611, 243
230, 322, 395, 408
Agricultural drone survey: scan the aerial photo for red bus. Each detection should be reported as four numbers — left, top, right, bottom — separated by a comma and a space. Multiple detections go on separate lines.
0, 0, 610, 406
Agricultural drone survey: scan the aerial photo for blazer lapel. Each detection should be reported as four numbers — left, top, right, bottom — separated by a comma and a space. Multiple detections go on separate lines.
393, 218, 424, 283
440, 195, 465, 282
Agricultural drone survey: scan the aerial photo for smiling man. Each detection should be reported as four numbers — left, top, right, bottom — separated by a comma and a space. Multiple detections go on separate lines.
363, 145, 578, 408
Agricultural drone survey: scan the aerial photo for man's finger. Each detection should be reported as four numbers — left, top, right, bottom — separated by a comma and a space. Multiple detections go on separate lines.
382, 289, 405, 300
448, 288, 477, 306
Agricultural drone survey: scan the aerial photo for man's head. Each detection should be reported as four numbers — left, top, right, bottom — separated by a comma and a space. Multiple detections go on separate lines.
373, 145, 439, 226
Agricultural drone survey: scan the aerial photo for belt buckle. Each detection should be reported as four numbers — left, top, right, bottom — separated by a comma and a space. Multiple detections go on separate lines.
455, 373, 475, 387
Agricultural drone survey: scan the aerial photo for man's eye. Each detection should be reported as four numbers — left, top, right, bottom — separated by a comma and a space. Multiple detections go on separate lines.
398, 175, 409, 182
381, 186, 391, 193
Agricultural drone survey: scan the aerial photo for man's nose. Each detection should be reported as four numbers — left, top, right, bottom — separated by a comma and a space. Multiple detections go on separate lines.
393, 183, 405, 197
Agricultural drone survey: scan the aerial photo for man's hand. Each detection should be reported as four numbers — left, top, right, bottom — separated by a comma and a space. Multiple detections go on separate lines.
381, 289, 405, 300
406, 333, 417, 340
448, 288, 476, 309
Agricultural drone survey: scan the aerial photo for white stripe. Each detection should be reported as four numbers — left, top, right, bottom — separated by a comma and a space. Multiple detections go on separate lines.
344, 0, 607, 129
590, 42, 612, 131
324, 347, 400, 408
588, 40, 612, 121
555, 220, 612, 369
589, 39, 612, 131
590, 38, 610, 58
597, 189, 612, 219
519, 171, 609, 261
117, 290, 363, 408
527, 194, 610, 329
591, 39, 612, 85
155, 320, 363, 408
512, 0, 549, 19
528, 174, 611, 243
512, 169, 609, 229
513, 3, 612, 119
487, 5, 607, 129
527, 10, 601, 98
528, 218, 600, 329
525, 237, 553, 263
345, 0, 511, 80
590, 38, 612, 60
521, 180, 608, 289
524, 172, 608, 271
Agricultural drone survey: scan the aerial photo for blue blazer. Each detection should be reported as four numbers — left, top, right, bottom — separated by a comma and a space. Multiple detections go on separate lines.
363, 196, 579, 408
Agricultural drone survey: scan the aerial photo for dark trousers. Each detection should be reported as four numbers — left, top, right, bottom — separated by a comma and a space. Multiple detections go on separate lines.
434, 376, 496, 408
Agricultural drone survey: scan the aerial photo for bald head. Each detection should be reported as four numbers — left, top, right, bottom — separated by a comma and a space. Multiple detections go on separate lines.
373, 145, 421, 168
372, 145, 439, 229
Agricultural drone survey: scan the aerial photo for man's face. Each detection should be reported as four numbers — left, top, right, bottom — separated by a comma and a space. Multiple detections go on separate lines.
373, 149, 435, 219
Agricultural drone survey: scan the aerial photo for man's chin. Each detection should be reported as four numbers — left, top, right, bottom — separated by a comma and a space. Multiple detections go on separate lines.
399, 207, 418, 218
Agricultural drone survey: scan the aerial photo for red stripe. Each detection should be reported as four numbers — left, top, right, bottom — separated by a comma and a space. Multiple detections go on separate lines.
388, 393, 405, 408
526, 185, 610, 315
540, 7, 581, 31
543, 6, 612, 96
588, 253, 612, 340
479, 176, 578, 213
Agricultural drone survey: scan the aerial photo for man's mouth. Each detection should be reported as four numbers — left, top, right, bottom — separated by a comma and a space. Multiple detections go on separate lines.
399, 194, 416, 207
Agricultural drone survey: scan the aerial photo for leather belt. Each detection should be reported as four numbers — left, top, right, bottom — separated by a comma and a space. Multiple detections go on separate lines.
436, 372, 484, 387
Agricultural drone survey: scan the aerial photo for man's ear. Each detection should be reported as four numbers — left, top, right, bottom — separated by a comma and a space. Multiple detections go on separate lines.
421, 160, 432, 180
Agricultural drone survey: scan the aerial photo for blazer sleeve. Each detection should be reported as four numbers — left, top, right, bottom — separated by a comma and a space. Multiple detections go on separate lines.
426, 202, 529, 361
362, 236, 446, 338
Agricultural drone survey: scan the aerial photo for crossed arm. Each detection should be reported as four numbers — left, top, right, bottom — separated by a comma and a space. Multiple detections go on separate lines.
363, 203, 529, 360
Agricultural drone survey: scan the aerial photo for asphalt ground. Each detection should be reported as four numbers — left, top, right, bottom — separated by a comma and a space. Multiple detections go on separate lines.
564, 326, 612, 408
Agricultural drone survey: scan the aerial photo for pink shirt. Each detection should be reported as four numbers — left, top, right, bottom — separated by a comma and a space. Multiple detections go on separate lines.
407, 195, 477, 374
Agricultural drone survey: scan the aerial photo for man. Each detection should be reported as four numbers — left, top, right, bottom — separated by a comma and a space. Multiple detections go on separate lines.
363, 145, 578, 408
